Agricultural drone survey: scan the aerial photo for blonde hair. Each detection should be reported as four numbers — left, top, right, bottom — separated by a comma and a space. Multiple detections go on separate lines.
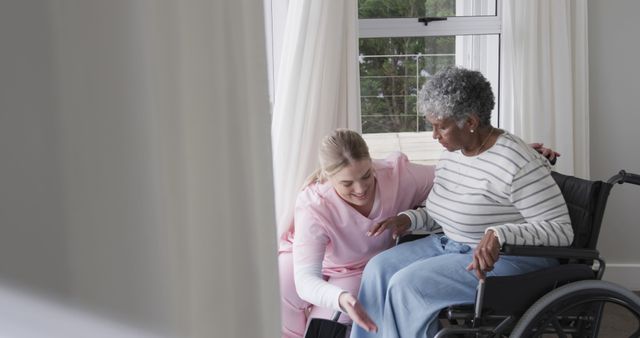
304, 129, 371, 187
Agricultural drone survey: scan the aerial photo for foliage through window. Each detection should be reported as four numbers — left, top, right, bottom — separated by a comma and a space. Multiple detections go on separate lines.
358, 0, 500, 163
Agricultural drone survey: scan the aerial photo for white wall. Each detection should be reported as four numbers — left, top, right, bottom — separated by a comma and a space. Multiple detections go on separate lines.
589, 0, 640, 290
0, 1, 279, 337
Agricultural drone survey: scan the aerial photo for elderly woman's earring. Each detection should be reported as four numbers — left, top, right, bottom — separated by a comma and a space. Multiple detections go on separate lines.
470, 129, 475, 133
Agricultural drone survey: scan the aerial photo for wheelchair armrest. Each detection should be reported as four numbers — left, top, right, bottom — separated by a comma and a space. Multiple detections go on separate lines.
501, 245, 605, 278
501, 244, 600, 261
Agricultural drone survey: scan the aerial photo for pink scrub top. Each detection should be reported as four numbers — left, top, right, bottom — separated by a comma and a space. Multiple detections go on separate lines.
280, 152, 435, 278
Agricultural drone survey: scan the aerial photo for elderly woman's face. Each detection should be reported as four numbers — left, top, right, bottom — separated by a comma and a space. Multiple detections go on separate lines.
329, 159, 376, 208
426, 115, 467, 152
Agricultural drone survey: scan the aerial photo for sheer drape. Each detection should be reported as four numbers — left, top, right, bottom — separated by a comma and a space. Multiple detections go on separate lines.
272, 0, 361, 239
0, 0, 278, 337
501, 0, 589, 177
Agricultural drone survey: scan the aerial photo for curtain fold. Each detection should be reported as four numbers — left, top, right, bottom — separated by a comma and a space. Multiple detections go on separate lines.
45, 0, 279, 336
272, 0, 361, 239
501, 0, 589, 177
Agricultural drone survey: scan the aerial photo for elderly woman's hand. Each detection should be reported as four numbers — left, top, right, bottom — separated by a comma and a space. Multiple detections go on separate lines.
467, 230, 501, 280
338, 292, 378, 333
367, 214, 411, 240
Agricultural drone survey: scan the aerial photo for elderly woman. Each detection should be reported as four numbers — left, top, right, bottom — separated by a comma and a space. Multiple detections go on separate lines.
279, 128, 559, 338
349, 67, 573, 338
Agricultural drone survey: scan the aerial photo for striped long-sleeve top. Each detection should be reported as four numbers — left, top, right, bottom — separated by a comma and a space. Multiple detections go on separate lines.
401, 131, 573, 247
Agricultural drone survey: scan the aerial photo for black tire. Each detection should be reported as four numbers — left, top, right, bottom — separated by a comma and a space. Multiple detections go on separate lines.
511, 280, 640, 337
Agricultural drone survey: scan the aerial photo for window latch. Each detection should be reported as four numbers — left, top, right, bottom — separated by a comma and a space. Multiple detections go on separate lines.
418, 17, 447, 26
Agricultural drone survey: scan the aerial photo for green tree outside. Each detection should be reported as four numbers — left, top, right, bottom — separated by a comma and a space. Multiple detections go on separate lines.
358, 0, 456, 133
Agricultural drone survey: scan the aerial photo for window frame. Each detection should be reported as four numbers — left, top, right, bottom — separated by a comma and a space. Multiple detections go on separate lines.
359, 15, 501, 39
357, 0, 502, 164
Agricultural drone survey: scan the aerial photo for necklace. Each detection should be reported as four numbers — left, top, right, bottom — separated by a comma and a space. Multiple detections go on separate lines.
472, 127, 494, 156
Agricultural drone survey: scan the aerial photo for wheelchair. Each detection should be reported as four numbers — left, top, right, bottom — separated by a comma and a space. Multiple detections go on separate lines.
398, 170, 640, 337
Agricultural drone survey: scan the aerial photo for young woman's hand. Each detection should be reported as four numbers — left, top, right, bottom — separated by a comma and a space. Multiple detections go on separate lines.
338, 292, 378, 333
367, 214, 411, 239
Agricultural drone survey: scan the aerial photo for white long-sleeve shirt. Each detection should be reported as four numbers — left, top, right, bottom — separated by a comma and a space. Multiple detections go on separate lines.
401, 131, 573, 247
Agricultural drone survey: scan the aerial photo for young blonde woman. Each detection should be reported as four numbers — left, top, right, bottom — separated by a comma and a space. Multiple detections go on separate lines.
278, 128, 558, 337
278, 129, 434, 337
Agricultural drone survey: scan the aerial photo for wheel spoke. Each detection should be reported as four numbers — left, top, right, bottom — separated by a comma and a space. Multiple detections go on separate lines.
550, 317, 567, 338
511, 281, 640, 338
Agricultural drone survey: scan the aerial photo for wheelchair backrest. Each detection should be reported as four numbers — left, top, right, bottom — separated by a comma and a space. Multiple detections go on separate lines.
551, 171, 614, 250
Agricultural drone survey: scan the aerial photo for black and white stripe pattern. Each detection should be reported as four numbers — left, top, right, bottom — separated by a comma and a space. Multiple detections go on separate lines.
400, 131, 573, 247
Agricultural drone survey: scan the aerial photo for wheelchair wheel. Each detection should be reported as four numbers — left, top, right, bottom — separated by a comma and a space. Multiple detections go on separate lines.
511, 280, 640, 337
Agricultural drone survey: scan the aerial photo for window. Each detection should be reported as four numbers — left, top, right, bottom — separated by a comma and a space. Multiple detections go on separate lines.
358, 0, 501, 164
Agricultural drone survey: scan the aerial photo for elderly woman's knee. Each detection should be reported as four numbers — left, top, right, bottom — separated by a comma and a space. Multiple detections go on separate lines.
362, 250, 399, 279
384, 268, 427, 304
362, 253, 385, 277
387, 267, 416, 290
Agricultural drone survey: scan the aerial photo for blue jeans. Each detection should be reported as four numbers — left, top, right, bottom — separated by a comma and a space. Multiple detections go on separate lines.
350, 234, 558, 338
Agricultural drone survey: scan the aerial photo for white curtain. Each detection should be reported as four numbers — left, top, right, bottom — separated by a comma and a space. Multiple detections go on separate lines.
501, 0, 589, 177
0, 0, 279, 337
272, 0, 361, 239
